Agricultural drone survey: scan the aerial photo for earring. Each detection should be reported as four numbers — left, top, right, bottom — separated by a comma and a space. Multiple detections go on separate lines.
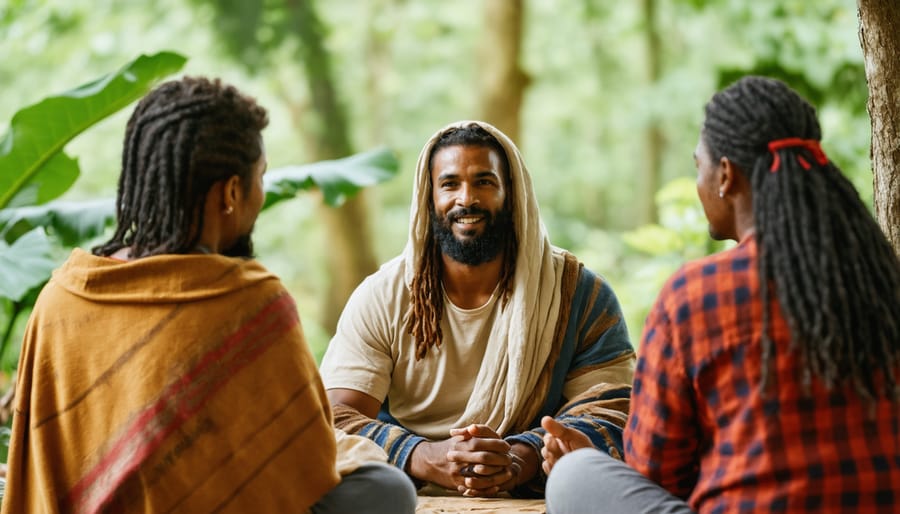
718, 191, 724, 199
225, 205, 234, 215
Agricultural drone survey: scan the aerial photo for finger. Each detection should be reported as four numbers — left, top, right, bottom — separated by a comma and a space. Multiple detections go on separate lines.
553, 435, 571, 454
463, 471, 512, 491
463, 424, 501, 439
542, 459, 553, 476
462, 486, 499, 497
471, 463, 505, 476
449, 427, 472, 438
543, 434, 566, 456
540, 443, 555, 463
446, 449, 513, 466
541, 416, 567, 437
458, 481, 500, 497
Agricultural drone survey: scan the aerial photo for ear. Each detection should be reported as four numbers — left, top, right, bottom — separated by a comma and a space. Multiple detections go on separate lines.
718, 156, 738, 198
221, 175, 243, 214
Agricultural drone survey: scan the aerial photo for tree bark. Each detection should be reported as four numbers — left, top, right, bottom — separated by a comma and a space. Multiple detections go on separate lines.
287, 0, 379, 333
857, 0, 900, 255
478, 0, 528, 143
641, 0, 662, 224
363, 0, 395, 147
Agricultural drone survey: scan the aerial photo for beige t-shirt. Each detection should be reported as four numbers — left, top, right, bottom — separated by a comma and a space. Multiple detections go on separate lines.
320, 256, 500, 440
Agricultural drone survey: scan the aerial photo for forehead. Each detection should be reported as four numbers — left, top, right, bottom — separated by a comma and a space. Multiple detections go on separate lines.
430, 144, 508, 177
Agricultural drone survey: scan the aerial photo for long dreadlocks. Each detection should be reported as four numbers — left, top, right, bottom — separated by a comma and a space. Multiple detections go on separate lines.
702, 76, 900, 400
93, 76, 268, 258
406, 124, 519, 360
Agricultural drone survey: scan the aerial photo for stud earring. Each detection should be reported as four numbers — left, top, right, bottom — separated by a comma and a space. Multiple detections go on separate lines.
225, 205, 234, 215
718, 191, 724, 199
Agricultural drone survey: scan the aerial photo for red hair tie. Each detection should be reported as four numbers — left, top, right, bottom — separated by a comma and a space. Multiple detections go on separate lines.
768, 137, 828, 172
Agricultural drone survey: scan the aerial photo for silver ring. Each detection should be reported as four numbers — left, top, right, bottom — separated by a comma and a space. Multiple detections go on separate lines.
461, 464, 476, 477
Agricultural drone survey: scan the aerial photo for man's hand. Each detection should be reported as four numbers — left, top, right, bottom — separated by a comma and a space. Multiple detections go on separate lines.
449, 425, 540, 497
540, 416, 595, 475
408, 424, 513, 496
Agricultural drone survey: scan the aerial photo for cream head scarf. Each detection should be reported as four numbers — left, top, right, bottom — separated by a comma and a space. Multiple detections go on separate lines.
402, 120, 565, 435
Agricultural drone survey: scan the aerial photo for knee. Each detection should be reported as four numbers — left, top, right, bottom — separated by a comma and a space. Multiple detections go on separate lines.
546, 449, 616, 512
354, 463, 418, 514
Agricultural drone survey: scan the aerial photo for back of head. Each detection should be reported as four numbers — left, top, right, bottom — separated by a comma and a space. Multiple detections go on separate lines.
702, 76, 900, 400
94, 76, 269, 258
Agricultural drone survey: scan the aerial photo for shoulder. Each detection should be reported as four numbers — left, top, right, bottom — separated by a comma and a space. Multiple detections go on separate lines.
554, 249, 621, 308
346, 255, 409, 305
659, 241, 755, 302
331, 255, 410, 337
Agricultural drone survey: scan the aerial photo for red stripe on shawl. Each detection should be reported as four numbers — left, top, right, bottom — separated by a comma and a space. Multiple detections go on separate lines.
64, 293, 299, 514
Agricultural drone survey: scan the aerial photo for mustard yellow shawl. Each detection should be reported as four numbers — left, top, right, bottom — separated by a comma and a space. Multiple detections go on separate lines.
2, 249, 339, 514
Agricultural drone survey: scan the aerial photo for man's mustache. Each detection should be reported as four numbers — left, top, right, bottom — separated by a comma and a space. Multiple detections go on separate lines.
447, 206, 491, 223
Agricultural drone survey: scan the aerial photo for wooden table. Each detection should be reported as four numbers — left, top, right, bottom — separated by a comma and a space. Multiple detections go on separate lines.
416, 486, 546, 513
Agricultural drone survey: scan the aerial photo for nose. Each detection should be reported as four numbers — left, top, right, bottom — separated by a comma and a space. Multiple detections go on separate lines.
456, 183, 479, 207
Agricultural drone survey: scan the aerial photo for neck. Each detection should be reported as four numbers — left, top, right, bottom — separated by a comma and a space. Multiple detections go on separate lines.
440, 252, 505, 309
732, 193, 756, 242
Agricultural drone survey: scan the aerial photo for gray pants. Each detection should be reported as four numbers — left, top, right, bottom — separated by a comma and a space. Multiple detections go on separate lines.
311, 463, 417, 514
545, 449, 694, 514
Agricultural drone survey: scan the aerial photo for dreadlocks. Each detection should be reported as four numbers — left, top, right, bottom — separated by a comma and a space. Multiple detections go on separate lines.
406, 124, 518, 360
93, 76, 268, 258
702, 76, 900, 401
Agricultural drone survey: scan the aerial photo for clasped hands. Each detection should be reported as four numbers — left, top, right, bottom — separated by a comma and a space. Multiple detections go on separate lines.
408, 424, 531, 497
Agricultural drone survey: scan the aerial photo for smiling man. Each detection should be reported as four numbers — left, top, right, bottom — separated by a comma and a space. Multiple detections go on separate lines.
319, 120, 635, 498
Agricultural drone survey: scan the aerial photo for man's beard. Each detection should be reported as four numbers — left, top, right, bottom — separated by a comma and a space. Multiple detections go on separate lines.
430, 205, 513, 265
222, 232, 255, 258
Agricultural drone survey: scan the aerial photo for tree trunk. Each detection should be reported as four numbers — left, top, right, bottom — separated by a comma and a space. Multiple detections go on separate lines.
478, 0, 528, 143
857, 0, 900, 255
641, 0, 662, 224
287, 0, 379, 333
363, 0, 395, 147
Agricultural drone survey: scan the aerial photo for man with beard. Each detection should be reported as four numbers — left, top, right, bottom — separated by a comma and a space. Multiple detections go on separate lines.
1, 77, 416, 514
319, 121, 635, 498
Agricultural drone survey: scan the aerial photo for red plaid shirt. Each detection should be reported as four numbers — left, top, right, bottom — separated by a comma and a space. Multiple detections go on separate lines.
625, 236, 900, 513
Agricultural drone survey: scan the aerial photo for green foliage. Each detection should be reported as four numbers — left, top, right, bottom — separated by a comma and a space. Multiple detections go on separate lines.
0, 51, 187, 209
0, 199, 115, 247
623, 178, 727, 260
264, 147, 400, 208
0, 229, 56, 303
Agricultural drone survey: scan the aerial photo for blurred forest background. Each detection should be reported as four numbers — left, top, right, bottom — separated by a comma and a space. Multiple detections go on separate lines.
0, 0, 873, 377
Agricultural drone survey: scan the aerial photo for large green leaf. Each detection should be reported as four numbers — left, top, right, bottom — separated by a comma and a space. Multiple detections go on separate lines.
0, 51, 187, 209
0, 199, 116, 247
263, 146, 400, 209
5, 152, 80, 209
0, 228, 56, 302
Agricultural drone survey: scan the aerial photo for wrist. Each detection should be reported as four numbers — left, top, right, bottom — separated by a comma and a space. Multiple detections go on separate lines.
406, 439, 430, 481
509, 442, 539, 485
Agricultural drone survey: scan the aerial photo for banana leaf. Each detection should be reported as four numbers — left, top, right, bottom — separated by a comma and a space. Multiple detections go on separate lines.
263, 146, 400, 208
0, 51, 187, 209
0, 199, 115, 247
0, 229, 56, 302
